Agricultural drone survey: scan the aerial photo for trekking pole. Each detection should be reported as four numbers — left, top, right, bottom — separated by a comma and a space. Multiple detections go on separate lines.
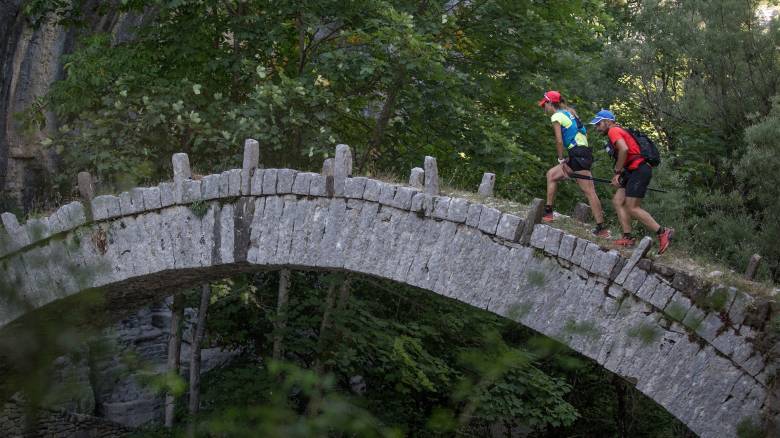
568, 173, 668, 193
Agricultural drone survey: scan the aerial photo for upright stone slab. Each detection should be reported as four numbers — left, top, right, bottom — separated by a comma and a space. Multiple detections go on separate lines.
615, 236, 653, 284
77, 172, 95, 201
424, 156, 439, 195
409, 167, 424, 189
322, 158, 335, 197
242, 138, 260, 195
572, 202, 590, 223
520, 198, 544, 245
334, 144, 352, 197
172, 153, 191, 204
477, 173, 495, 198
744, 254, 761, 280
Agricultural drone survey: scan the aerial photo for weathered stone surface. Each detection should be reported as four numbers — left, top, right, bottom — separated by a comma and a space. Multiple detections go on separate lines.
572, 202, 590, 223
309, 174, 327, 196
159, 182, 175, 207
362, 179, 381, 201
446, 198, 469, 223
141, 187, 162, 210
202, 174, 221, 200
334, 144, 353, 197
615, 236, 653, 284
465, 203, 482, 227
591, 250, 620, 278
695, 312, 723, 343
77, 171, 95, 201
292, 172, 315, 196
181, 179, 202, 203
262, 169, 278, 195
345, 177, 367, 199
431, 197, 451, 219
172, 153, 191, 182
409, 167, 424, 189
496, 214, 523, 241
558, 234, 577, 261
378, 183, 398, 206
242, 138, 260, 195
543, 228, 563, 256
276, 169, 297, 194
91, 195, 122, 221
520, 198, 544, 245
529, 224, 549, 249
410, 192, 434, 215
477, 173, 495, 197
477, 206, 501, 235
391, 186, 417, 210
728, 291, 753, 327
424, 156, 439, 195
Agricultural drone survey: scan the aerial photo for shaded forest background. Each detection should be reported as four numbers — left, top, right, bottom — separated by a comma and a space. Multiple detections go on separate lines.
2, 0, 779, 437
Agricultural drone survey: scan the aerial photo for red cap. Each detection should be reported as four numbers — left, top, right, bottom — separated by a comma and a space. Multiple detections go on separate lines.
538, 90, 561, 107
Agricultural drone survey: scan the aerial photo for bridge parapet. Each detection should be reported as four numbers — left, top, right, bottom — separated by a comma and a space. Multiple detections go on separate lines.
0, 140, 776, 437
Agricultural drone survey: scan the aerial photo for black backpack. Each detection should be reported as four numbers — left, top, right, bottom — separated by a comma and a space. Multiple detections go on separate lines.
625, 128, 661, 167
604, 127, 661, 167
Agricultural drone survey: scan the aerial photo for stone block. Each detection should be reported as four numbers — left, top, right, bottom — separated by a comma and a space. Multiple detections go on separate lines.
410, 192, 433, 214
465, 203, 482, 227
363, 179, 381, 201
172, 152, 191, 182
333, 144, 353, 196
519, 198, 544, 245
262, 169, 278, 195
227, 169, 242, 196
345, 177, 367, 199
572, 202, 590, 223
695, 312, 723, 343
648, 282, 674, 309
543, 228, 563, 256
159, 182, 175, 207
636, 275, 660, 301
558, 234, 577, 261
276, 169, 296, 194
242, 138, 260, 195
446, 198, 469, 223
409, 167, 424, 189
24, 217, 50, 243
529, 224, 549, 249
477, 206, 501, 234
569, 238, 589, 266
578, 242, 600, 270
77, 171, 95, 201
181, 179, 202, 203
309, 174, 327, 196
424, 156, 439, 195
477, 173, 495, 197
57, 202, 87, 233
292, 172, 314, 196
91, 195, 122, 221
201, 174, 221, 200
623, 267, 647, 293
591, 249, 620, 278
431, 197, 451, 219
142, 187, 162, 210
664, 292, 692, 322
615, 236, 653, 284
496, 213, 523, 241
682, 305, 706, 330
728, 291, 753, 327
119, 189, 143, 215
378, 183, 397, 206
391, 186, 417, 210
711, 328, 739, 357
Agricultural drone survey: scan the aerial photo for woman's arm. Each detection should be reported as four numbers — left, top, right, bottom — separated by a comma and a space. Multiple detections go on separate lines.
551, 122, 564, 161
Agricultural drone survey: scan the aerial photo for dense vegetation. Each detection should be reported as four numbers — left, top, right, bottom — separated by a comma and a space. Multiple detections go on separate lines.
4, 0, 779, 436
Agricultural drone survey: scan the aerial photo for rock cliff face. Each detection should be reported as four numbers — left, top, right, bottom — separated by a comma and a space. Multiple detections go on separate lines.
0, 1, 151, 211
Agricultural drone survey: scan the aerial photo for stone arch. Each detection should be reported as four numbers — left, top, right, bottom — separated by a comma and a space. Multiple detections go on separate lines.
0, 144, 775, 437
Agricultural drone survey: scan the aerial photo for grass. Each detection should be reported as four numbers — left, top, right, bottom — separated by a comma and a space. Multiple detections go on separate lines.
627, 322, 661, 345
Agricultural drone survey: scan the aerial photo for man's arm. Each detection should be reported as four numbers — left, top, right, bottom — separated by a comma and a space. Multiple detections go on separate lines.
611, 138, 628, 187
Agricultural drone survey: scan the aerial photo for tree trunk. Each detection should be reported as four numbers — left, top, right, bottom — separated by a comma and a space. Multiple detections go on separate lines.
164, 293, 185, 428
613, 374, 628, 437
313, 275, 340, 375
273, 269, 291, 361
188, 283, 212, 417
359, 66, 405, 172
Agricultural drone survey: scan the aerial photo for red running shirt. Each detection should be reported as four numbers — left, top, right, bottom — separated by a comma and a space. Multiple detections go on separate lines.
607, 127, 645, 170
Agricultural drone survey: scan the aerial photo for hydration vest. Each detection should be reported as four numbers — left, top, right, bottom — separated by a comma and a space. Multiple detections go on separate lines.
557, 110, 587, 149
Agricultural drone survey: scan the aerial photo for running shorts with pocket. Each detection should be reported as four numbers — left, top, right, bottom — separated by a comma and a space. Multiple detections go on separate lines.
566, 146, 593, 172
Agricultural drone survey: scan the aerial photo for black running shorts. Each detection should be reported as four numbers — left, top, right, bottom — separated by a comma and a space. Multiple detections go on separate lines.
566, 146, 593, 172
620, 162, 652, 198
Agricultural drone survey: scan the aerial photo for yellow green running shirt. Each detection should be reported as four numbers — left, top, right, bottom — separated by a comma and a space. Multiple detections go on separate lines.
551, 110, 588, 149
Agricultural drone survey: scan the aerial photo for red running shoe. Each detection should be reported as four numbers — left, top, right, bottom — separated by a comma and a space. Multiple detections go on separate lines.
658, 227, 674, 254
542, 211, 554, 222
592, 227, 612, 239
614, 235, 636, 247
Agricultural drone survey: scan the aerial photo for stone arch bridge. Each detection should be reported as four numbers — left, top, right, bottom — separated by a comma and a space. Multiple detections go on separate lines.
0, 142, 776, 437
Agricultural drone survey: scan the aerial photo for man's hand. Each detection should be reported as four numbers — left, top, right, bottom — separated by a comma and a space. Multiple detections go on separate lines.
611, 173, 621, 188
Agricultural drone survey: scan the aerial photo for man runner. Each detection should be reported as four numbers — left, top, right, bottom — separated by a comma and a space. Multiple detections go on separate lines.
590, 109, 673, 254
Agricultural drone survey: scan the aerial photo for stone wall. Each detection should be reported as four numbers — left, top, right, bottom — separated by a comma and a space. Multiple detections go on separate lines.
0, 1, 153, 209
0, 397, 130, 438
0, 145, 776, 437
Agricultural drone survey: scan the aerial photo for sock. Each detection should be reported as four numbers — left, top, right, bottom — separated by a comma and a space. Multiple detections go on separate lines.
595, 223, 605, 231
656, 226, 664, 235
622, 232, 633, 239
545, 205, 553, 214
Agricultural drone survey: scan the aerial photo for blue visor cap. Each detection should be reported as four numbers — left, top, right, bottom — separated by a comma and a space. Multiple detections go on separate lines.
589, 109, 615, 125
